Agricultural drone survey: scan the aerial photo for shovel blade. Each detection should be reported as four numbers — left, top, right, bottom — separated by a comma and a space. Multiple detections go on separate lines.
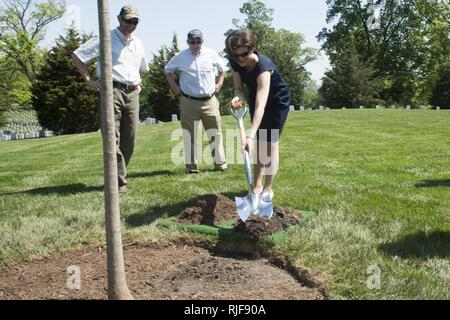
235, 195, 253, 222
252, 193, 273, 219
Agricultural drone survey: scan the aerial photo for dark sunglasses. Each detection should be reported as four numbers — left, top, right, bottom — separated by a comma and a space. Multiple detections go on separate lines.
232, 50, 252, 59
123, 18, 139, 25
188, 40, 203, 45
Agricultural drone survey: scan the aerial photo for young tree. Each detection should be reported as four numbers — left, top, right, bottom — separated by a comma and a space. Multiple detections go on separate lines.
32, 27, 99, 134
97, 0, 132, 300
319, 41, 382, 108
140, 34, 179, 122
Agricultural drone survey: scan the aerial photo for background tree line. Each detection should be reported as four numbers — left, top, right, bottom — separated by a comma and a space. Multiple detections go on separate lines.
0, 0, 449, 133
318, 0, 450, 108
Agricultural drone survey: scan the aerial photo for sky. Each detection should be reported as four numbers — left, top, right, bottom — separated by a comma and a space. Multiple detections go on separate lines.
43, 0, 331, 83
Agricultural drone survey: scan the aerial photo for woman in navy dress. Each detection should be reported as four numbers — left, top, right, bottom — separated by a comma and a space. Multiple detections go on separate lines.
225, 29, 292, 199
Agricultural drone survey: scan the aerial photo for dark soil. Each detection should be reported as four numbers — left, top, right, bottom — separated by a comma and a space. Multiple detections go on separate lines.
177, 194, 303, 237
0, 241, 325, 300
235, 207, 302, 238
177, 194, 237, 226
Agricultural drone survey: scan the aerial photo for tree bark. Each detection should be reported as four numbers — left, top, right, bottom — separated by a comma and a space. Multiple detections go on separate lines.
97, 0, 133, 300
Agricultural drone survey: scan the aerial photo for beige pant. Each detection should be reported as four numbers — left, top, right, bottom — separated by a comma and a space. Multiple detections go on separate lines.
180, 95, 227, 171
112, 88, 139, 186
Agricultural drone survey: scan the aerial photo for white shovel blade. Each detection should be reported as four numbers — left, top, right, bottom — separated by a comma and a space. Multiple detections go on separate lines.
235, 195, 253, 222
252, 193, 273, 219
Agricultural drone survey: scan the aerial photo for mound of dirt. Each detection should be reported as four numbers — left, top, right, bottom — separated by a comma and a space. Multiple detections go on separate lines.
177, 194, 303, 238
177, 194, 237, 225
0, 242, 325, 300
234, 207, 302, 237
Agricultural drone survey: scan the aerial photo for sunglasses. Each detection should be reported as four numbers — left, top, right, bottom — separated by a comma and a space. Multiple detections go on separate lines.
123, 18, 139, 25
188, 40, 203, 45
232, 50, 252, 59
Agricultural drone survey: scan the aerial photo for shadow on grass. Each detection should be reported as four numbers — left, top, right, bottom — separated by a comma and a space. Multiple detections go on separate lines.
126, 191, 244, 228
127, 170, 177, 179
379, 231, 450, 259
0, 183, 103, 196
415, 179, 450, 188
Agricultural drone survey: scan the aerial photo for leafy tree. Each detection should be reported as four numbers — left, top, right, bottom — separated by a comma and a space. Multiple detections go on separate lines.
0, 0, 65, 116
228, 0, 318, 106
319, 41, 382, 108
32, 27, 99, 134
318, 0, 450, 106
140, 34, 179, 122
302, 79, 321, 107
0, 0, 65, 83
430, 61, 450, 109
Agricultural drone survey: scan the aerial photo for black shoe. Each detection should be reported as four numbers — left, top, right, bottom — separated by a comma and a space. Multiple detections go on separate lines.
186, 169, 200, 174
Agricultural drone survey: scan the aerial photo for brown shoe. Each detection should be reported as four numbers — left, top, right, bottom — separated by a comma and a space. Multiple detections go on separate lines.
118, 185, 127, 193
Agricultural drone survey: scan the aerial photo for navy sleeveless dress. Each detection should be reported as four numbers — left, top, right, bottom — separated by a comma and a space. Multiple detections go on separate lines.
229, 52, 291, 142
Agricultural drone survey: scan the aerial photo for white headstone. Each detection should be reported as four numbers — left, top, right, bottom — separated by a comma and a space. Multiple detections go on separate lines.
171, 114, 178, 122
360, 106, 364, 109
342, 107, 346, 110
289, 106, 295, 112
319, 106, 324, 111
436, 107, 441, 111
300, 106, 305, 111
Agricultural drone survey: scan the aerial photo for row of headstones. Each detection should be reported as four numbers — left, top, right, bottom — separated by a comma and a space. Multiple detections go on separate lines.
0, 130, 54, 142
290, 106, 328, 111
142, 115, 179, 126
289, 105, 442, 111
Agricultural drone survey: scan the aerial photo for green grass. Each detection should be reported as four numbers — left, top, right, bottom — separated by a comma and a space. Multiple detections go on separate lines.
0, 109, 449, 299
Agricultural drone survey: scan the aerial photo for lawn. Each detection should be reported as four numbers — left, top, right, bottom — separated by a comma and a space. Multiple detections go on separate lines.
0, 109, 449, 299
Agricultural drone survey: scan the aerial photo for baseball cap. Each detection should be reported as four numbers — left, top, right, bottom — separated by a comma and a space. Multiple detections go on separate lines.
119, 4, 140, 20
187, 29, 203, 41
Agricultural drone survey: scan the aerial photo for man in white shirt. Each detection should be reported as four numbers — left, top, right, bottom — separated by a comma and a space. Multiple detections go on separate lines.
165, 29, 227, 174
72, 4, 149, 192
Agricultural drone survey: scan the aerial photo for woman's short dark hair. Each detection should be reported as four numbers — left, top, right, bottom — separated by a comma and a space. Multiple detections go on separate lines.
225, 29, 256, 56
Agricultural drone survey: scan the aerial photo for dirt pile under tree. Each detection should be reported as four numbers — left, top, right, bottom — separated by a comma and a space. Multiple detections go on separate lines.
177, 194, 303, 237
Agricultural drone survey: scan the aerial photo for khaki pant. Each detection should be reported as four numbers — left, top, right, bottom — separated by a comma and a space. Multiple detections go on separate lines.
112, 88, 139, 186
180, 95, 227, 171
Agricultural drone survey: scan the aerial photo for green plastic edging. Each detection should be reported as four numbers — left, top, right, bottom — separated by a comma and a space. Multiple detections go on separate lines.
157, 210, 316, 245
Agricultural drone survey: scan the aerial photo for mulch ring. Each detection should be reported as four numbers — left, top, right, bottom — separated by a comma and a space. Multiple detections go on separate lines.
0, 194, 325, 300
0, 240, 326, 300
177, 193, 304, 238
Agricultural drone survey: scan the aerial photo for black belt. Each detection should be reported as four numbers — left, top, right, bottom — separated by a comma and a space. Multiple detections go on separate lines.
113, 81, 138, 92
182, 92, 214, 101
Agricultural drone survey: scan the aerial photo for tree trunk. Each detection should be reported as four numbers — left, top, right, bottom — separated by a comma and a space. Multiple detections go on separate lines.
97, 0, 133, 300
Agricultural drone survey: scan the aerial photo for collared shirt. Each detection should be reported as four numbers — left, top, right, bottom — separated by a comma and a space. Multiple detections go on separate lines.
165, 47, 226, 97
73, 27, 149, 85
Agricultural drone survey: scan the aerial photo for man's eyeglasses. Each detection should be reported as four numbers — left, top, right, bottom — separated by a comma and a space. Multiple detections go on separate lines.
188, 40, 203, 45
123, 18, 139, 25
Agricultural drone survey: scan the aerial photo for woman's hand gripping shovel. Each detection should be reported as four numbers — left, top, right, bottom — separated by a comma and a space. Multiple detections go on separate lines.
229, 102, 273, 222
